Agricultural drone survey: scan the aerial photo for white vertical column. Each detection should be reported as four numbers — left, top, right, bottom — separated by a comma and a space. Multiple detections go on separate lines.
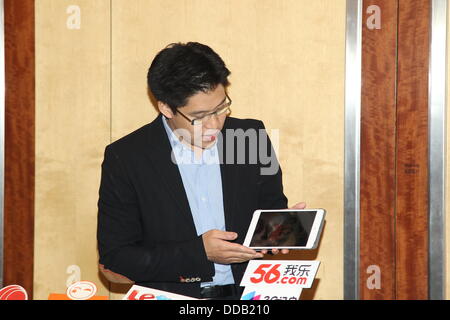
344, 0, 363, 300
428, 0, 448, 301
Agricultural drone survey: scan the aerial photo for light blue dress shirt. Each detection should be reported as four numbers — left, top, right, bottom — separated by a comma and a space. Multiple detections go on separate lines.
162, 116, 235, 287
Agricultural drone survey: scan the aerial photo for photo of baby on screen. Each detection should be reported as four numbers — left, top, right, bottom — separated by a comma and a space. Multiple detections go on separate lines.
249, 211, 315, 247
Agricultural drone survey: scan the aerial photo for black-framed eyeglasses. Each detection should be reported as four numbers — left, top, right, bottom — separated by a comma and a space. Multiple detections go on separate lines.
176, 94, 232, 126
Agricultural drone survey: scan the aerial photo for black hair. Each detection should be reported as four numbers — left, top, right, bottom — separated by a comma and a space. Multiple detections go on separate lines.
147, 42, 231, 113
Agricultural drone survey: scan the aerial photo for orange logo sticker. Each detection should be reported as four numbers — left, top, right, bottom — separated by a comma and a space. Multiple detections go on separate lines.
66, 281, 97, 300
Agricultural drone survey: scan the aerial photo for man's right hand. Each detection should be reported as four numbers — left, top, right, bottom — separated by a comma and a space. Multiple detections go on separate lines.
202, 229, 263, 264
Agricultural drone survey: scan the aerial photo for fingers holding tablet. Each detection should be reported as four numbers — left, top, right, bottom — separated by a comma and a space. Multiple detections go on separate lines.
201, 207, 327, 266
260, 248, 290, 255
289, 202, 307, 210
202, 229, 263, 264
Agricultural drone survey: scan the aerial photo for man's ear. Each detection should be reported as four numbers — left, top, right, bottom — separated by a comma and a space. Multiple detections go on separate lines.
157, 101, 174, 119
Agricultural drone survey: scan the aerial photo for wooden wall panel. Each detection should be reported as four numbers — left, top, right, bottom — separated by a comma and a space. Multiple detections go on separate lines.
359, 0, 432, 300
111, 0, 346, 300
34, 0, 111, 299
360, 0, 397, 300
3, 0, 35, 298
395, 0, 430, 300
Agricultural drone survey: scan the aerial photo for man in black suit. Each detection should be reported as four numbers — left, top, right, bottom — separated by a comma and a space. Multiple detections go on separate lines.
97, 42, 305, 299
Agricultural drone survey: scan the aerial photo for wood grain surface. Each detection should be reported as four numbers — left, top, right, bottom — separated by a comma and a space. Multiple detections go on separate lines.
360, 0, 398, 300
3, 0, 35, 298
395, 0, 430, 300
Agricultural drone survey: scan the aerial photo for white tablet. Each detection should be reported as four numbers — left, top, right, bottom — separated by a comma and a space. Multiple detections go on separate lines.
243, 209, 326, 250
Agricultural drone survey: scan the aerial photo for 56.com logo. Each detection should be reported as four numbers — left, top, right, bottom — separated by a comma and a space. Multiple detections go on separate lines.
250, 264, 308, 285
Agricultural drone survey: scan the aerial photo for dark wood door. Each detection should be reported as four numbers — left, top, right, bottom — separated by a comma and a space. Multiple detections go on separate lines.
360, 0, 430, 299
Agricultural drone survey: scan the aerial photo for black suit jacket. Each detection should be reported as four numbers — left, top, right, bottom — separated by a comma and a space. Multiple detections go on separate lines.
97, 114, 288, 298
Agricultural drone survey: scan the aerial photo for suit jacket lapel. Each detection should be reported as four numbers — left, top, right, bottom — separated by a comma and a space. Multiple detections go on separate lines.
144, 114, 239, 234
144, 114, 197, 232
218, 119, 238, 231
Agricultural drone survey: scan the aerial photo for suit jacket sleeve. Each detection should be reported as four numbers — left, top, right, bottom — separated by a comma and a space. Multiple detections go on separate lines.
97, 145, 215, 283
256, 121, 289, 209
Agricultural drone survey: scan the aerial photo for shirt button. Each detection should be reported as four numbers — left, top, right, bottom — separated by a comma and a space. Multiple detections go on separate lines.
201, 197, 206, 202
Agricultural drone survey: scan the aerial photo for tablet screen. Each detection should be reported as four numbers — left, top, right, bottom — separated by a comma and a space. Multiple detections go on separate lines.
249, 210, 317, 247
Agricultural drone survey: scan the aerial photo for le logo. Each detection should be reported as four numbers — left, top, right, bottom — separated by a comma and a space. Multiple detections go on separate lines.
126, 290, 156, 300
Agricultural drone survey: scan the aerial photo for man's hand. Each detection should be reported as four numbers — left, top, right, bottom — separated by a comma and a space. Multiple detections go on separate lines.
202, 229, 263, 264
289, 201, 307, 210
261, 202, 307, 255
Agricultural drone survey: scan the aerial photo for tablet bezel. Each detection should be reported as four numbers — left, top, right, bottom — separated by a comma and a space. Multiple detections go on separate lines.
243, 209, 326, 250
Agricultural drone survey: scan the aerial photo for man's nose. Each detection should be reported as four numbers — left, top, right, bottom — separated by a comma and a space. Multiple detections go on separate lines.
203, 114, 221, 129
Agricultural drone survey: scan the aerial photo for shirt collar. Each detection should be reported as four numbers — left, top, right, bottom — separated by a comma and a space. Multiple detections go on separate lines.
161, 115, 220, 164
161, 114, 186, 149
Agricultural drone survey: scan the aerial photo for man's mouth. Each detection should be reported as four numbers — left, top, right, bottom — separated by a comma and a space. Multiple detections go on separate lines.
202, 131, 219, 142
203, 135, 216, 142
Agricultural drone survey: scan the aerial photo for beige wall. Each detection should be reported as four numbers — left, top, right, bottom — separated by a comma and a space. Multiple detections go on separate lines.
35, 0, 346, 300
35, 0, 111, 299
